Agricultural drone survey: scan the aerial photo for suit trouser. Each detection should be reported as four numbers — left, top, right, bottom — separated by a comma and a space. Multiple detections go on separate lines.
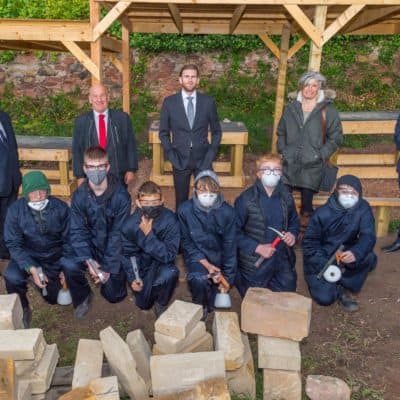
0, 190, 18, 259
305, 252, 377, 306
62, 258, 127, 307
4, 260, 61, 309
134, 264, 178, 310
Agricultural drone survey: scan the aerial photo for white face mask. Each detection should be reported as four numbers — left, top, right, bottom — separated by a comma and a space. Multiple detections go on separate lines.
338, 194, 358, 209
197, 193, 218, 208
261, 173, 281, 188
28, 199, 49, 212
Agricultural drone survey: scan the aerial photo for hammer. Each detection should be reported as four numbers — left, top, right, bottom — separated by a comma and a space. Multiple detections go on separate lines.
317, 244, 345, 280
255, 226, 285, 268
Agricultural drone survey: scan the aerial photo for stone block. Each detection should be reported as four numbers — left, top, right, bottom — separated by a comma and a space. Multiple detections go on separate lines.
258, 336, 301, 371
15, 342, 46, 376
154, 321, 206, 354
213, 312, 244, 371
226, 334, 255, 399
90, 376, 120, 400
0, 329, 46, 360
72, 339, 103, 389
241, 288, 312, 341
99, 326, 148, 400
0, 293, 24, 330
154, 300, 203, 339
153, 332, 213, 355
126, 329, 152, 391
263, 369, 301, 400
306, 375, 351, 400
17, 380, 31, 400
150, 351, 225, 396
20, 343, 59, 394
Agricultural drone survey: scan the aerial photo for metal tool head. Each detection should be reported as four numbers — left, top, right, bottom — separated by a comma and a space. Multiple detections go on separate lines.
267, 226, 285, 238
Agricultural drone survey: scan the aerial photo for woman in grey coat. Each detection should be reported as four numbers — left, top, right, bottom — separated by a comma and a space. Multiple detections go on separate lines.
277, 71, 343, 237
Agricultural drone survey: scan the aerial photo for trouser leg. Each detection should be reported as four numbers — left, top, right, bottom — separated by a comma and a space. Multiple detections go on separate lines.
172, 167, 193, 209
62, 258, 91, 308
305, 274, 338, 306
0, 190, 18, 259
100, 270, 127, 304
4, 260, 30, 308
301, 188, 315, 213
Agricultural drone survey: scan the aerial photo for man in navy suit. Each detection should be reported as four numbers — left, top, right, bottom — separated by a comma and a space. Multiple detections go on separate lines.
0, 111, 21, 261
159, 64, 222, 208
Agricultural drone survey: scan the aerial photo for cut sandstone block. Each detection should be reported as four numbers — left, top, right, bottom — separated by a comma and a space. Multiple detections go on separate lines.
258, 336, 301, 371
306, 375, 351, 400
72, 339, 103, 389
15, 342, 46, 376
154, 321, 206, 354
17, 380, 31, 400
213, 312, 244, 371
0, 293, 24, 330
226, 334, 255, 399
150, 351, 225, 396
153, 332, 213, 355
20, 343, 59, 394
126, 329, 152, 391
154, 300, 203, 339
0, 329, 46, 360
241, 288, 312, 341
90, 376, 120, 400
263, 369, 301, 400
99, 326, 148, 400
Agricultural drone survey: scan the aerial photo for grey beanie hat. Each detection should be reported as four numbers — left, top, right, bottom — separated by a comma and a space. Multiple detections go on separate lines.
194, 170, 220, 186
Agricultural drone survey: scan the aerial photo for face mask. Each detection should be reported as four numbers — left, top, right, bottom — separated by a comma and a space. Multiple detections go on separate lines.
28, 199, 49, 212
198, 193, 218, 208
338, 194, 359, 209
86, 169, 107, 186
261, 173, 281, 188
141, 205, 163, 219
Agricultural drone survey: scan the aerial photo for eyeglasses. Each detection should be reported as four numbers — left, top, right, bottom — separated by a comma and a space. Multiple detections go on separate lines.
259, 168, 282, 175
84, 163, 108, 170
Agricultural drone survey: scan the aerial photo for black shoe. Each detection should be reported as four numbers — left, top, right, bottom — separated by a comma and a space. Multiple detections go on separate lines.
23, 307, 32, 329
154, 302, 168, 318
381, 240, 400, 253
339, 291, 359, 312
74, 291, 93, 320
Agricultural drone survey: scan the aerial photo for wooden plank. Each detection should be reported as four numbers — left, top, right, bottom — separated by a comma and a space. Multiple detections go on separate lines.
336, 153, 396, 165
122, 25, 131, 114
308, 6, 327, 71
90, 0, 103, 85
296, 195, 400, 207
101, 35, 122, 53
233, 144, 244, 177
19, 148, 71, 162
341, 120, 396, 134
152, 143, 162, 176
322, 5, 365, 44
164, 161, 231, 173
150, 173, 244, 188
168, 3, 183, 32
258, 33, 280, 59
50, 182, 77, 197
230, 5, 246, 34
288, 35, 307, 59
59, 161, 69, 185
20, 168, 73, 181
376, 206, 391, 237
0, 358, 15, 400
337, 166, 398, 179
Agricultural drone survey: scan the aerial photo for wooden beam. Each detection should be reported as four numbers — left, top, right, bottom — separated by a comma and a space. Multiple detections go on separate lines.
229, 5, 246, 34
0, 358, 15, 399
62, 41, 101, 81
288, 35, 307, 59
272, 24, 291, 153
284, 4, 322, 47
110, 55, 123, 72
322, 5, 365, 44
167, 3, 183, 33
258, 33, 280, 59
101, 35, 122, 53
103, 2, 132, 31
93, 1, 131, 41
90, 0, 102, 84
308, 6, 327, 71
122, 25, 131, 114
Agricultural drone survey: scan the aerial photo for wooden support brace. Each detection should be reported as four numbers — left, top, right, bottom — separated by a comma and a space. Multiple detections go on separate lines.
258, 32, 280, 59
168, 3, 183, 33
230, 5, 246, 34
110, 55, 123, 73
288, 35, 307, 59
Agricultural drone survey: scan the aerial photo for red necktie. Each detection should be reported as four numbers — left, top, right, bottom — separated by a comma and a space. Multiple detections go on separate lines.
99, 114, 107, 149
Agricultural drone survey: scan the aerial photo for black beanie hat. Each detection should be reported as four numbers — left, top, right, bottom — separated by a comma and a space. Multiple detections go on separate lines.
336, 174, 362, 196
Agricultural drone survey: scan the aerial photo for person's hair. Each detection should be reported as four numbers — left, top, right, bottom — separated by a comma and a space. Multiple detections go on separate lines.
84, 146, 108, 162
195, 176, 220, 193
297, 71, 326, 91
256, 153, 282, 170
179, 64, 199, 77
138, 181, 162, 198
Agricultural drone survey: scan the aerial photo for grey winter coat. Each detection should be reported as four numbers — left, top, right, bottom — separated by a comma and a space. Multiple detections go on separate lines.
277, 93, 343, 191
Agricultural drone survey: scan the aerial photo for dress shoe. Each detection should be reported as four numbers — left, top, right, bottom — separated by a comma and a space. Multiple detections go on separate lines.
23, 307, 32, 329
339, 290, 359, 312
381, 240, 400, 253
153, 302, 168, 318
74, 291, 93, 320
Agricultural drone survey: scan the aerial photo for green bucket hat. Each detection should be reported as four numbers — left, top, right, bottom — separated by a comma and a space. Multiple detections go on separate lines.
22, 171, 51, 198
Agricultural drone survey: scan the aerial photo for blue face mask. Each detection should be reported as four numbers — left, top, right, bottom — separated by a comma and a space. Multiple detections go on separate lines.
86, 169, 107, 185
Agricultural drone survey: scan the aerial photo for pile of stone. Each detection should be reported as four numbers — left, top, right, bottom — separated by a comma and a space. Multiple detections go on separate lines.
241, 287, 312, 400
153, 300, 213, 355
0, 294, 59, 400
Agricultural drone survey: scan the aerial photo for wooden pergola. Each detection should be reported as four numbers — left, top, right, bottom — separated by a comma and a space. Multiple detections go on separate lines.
1, 0, 400, 150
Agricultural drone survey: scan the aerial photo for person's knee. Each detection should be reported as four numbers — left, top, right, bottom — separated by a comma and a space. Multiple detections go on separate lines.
310, 286, 337, 306
188, 273, 208, 292
4, 264, 26, 286
62, 259, 84, 277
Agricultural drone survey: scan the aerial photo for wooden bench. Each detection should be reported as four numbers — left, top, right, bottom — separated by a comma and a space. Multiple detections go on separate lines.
148, 120, 248, 187
17, 136, 76, 197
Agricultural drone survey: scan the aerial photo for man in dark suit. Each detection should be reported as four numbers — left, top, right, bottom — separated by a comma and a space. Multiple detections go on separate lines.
72, 84, 138, 187
159, 64, 222, 208
0, 110, 22, 261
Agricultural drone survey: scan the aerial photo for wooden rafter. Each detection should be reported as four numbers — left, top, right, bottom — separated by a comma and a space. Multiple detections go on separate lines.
287, 35, 307, 59
258, 32, 281, 59
229, 5, 246, 34
103, 2, 132, 31
168, 3, 183, 33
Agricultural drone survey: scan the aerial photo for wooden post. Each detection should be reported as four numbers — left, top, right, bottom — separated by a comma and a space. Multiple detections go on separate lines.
0, 358, 16, 399
271, 24, 291, 154
308, 6, 327, 71
90, 0, 102, 84
122, 25, 131, 114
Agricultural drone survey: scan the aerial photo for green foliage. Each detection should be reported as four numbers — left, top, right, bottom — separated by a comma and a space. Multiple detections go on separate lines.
0, 50, 16, 63
389, 219, 400, 233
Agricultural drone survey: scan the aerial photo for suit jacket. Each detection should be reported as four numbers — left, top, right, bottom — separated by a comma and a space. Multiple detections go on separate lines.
72, 109, 138, 180
0, 111, 21, 197
394, 114, 400, 175
159, 91, 222, 170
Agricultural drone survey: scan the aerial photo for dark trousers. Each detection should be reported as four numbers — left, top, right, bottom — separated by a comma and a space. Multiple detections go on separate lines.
62, 258, 127, 307
173, 167, 202, 209
134, 264, 178, 310
4, 260, 61, 309
305, 252, 377, 306
286, 185, 315, 213
0, 189, 18, 259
